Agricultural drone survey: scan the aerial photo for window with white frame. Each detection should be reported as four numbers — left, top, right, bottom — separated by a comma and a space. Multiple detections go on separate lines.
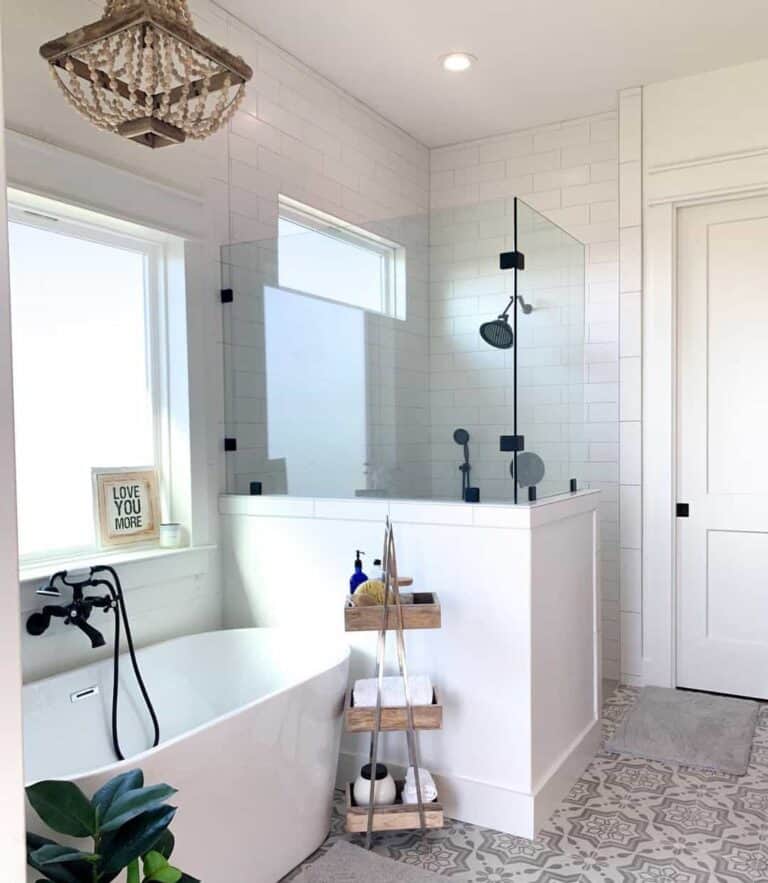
8, 199, 170, 562
277, 197, 406, 318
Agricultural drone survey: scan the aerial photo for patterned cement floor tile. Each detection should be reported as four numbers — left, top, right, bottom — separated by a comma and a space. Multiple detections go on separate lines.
284, 687, 768, 883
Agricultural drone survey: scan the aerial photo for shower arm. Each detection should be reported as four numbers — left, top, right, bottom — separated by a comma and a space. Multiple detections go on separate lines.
498, 296, 515, 319
498, 295, 531, 319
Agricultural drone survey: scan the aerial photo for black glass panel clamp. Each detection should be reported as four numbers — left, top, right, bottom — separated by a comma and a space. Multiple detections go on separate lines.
499, 251, 525, 271
500, 435, 525, 452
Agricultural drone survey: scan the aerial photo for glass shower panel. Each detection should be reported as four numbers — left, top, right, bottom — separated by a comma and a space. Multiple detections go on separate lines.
515, 198, 586, 501
221, 198, 585, 504
428, 197, 517, 504
222, 210, 430, 499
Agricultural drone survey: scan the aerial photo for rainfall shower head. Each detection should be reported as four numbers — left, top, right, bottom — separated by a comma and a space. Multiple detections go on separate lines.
479, 317, 514, 349
479, 295, 535, 348
479, 297, 514, 349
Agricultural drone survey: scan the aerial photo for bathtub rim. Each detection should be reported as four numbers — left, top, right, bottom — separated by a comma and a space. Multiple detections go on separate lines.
23, 625, 350, 786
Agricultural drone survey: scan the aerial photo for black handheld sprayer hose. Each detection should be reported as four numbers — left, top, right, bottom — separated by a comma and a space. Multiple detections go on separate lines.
90, 565, 160, 761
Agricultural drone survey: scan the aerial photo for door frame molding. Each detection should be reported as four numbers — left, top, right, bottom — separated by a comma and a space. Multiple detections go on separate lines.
643, 159, 768, 687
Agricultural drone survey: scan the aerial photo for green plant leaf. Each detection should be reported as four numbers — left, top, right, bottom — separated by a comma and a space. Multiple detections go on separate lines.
27, 780, 97, 837
142, 852, 167, 875
151, 829, 175, 860
91, 769, 145, 822
26, 834, 93, 883
100, 784, 177, 833
127, 858, 141, 883
27, 857, 89, 883
31, 844, 99, 865
100, 805, 177, 875
145, 866, 182, 883
141, 851, 182, 883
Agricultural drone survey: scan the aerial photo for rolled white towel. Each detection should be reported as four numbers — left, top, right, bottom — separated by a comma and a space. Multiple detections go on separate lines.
353, 675, 433, 708
402, 767, 438, 805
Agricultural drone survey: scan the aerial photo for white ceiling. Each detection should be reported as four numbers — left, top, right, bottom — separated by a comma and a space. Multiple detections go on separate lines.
216, 0, 768, 147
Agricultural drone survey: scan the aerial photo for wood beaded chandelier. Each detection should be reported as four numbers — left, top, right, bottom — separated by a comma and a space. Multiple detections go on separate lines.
40, 0, 253, 149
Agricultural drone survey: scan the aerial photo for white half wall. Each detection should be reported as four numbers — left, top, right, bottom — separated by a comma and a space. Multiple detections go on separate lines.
220, 491, 600, 836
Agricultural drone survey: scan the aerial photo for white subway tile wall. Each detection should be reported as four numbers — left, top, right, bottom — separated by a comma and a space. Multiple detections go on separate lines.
428, 113, 620, 678
617, 88, 643, 683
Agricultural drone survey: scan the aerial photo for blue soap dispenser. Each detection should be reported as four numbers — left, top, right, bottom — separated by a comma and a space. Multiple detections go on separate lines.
350, 550, 368, 594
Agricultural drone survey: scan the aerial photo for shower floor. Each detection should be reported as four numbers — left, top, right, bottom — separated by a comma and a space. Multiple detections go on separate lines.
284, 685, 768, 882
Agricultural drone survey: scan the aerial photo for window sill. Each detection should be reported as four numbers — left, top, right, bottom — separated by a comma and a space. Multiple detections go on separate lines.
19, 544, 217, 585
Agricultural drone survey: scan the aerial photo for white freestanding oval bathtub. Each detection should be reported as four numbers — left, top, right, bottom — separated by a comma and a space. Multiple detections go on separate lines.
23, 628, 350, 883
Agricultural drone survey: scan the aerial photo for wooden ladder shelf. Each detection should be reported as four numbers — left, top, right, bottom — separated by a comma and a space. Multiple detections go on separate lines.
343, 519, 445, 843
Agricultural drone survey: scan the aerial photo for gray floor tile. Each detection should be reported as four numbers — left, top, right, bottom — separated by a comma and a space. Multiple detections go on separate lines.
285, 686, 768, 883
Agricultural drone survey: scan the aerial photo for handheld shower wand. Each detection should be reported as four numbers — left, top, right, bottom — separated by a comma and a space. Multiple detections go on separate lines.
453, 428, 471, 500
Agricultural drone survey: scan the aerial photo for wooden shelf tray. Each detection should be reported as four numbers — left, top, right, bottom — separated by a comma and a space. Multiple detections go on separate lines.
344, 688, 443, 733
344, 782, 444, 833
344, 592, 441, 632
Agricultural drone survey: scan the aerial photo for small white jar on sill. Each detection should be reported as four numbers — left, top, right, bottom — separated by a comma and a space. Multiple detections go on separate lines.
159, 523, 183, 548
353, 763, 396, 807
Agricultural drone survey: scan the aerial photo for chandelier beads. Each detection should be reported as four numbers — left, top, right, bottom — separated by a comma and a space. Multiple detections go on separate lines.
40, 0, 253, 148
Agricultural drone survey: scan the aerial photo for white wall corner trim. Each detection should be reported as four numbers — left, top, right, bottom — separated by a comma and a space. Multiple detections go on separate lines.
617, 86, 643, 685
642, 200, 676, 687
0, 44, 27, 874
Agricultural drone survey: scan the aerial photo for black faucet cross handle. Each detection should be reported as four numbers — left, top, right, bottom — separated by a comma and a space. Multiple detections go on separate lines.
62, 598, 109, 648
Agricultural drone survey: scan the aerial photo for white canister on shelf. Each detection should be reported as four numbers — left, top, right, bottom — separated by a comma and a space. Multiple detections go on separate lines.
159, 523, 183, 548
353, 763, 397, 807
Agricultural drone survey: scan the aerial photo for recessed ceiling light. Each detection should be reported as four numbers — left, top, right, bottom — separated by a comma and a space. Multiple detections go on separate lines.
441, 52, 476, 73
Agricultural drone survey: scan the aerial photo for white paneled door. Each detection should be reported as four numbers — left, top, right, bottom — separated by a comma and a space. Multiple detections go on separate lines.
677, 196, 768, 698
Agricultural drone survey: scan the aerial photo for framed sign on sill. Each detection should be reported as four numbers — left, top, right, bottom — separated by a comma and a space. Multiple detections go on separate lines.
92, 467, 160, 548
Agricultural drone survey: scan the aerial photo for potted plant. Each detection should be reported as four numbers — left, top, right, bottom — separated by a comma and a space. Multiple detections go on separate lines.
26, 769, 199, 882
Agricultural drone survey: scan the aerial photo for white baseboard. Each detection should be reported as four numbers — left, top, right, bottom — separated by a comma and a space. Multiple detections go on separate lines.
532, 717, 602, 832
336, 718, 601, 839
